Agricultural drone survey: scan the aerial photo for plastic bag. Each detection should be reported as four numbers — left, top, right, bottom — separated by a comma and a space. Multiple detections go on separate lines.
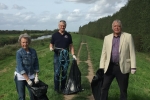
91, 69, 104, 100
29, 80, 49, 100
63, 60, 82, 95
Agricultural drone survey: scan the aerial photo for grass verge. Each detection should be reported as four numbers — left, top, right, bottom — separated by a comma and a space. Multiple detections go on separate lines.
1, 34, 150, 100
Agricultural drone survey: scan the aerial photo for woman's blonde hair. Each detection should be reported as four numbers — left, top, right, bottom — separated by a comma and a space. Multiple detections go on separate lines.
18, 33, 31, 44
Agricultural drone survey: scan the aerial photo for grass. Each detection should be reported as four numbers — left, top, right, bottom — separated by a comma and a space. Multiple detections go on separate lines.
72, 35, 91, 100
85, 35, 103, 72
72, 62, 91, 100
0, 33, 46, 47
0, 34, 150, 100
79, 44, 88, 61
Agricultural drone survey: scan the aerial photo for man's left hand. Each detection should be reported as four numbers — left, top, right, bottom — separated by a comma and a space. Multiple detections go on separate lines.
50, 47, 54, 51
131, 68, 136, 74
72, 55, 77, 60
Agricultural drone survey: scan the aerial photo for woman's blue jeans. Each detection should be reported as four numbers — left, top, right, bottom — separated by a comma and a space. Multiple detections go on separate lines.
14, 75, 35, 100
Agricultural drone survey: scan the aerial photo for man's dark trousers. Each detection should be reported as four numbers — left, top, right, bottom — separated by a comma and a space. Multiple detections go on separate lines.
100, 63, 129, 100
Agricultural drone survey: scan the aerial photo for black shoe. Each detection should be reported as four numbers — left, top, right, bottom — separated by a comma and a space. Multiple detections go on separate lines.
61, 89, 64, 94
54, 89, 59, 93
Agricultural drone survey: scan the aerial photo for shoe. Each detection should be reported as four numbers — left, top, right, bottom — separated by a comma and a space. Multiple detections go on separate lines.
54, 89, 59, 93
61, 89, 64, 94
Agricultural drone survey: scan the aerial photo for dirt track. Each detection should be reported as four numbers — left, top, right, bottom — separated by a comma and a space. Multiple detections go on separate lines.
64, 43, 94, 100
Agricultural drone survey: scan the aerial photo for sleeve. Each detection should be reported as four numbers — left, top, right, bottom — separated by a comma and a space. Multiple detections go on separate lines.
16, 51, 26, 74
33, 50, 39, 73
99, 37, 107, 69
50, 34, 54, 44
69, 34, 73, 44
129, 34, 136, 68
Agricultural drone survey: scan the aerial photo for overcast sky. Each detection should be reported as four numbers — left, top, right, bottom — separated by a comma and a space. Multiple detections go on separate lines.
0, 0, 128, 32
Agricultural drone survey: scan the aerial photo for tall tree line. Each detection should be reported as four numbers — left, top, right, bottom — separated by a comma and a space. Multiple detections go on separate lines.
79, 0, 150, 52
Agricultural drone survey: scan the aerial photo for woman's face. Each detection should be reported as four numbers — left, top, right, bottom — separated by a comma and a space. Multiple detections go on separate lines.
21, 37, 29, 51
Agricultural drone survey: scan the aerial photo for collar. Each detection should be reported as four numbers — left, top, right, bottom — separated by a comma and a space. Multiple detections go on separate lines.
113, 33, 121, 37
58, 31, 66, 35
21, 47, 31, 54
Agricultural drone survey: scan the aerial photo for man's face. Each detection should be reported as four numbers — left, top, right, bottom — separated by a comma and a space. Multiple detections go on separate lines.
59, 22, 66, 32
112, 21, 121, 34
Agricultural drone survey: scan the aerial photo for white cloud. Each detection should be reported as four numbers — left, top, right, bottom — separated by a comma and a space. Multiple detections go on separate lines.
56, 10, 69, 20
0, 12, 37, 26
89, 0, 114, 14
0, 3, 8, 10
55, 0, 63, 4
0, 0, 128, 31
12, 4, 26, 10
56, 13, 63, 19
64, 0, 99, 4
38, 11, 51, 22
67, 9, 83, 21
84, 0, 127, 22
39, 16, 51, 22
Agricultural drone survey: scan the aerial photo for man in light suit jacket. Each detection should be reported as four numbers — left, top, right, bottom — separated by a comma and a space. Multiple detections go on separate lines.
99, 19, 136, 100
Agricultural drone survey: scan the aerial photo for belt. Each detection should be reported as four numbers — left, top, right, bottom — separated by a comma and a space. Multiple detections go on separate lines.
111, 62, 119, 66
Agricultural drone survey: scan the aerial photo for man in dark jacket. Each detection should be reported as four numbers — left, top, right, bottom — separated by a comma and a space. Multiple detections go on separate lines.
49, 20, 76, 93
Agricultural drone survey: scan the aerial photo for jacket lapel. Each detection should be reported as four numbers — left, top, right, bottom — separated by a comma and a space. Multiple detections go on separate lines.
119, 32, 125, 52
109, 34, 113, 53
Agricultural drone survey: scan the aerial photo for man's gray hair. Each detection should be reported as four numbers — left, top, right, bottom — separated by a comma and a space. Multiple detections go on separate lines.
59, 20, 67, 25
112, 19, 122, 29
18, 33, 31, 44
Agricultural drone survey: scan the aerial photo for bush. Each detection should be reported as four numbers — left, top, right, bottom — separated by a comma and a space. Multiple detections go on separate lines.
0, 44, 19, 60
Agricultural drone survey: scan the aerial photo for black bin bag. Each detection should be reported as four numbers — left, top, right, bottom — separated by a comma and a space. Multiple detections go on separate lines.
29, 80, 49, 100
63, 60, 82, 95
91, 69, 104, 100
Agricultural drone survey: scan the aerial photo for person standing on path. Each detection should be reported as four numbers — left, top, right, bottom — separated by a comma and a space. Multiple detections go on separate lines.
14, 33, 40, 100
99, 19, 136, 100
49, 20, 76, 93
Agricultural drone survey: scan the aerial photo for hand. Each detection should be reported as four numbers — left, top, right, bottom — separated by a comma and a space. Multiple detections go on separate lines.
131, 69, 136, 74
98, 68, 104, 75
34, 76, 39, 84
50, 47, 54, 51
27, 79, 33, 86
72, 54, 77, 60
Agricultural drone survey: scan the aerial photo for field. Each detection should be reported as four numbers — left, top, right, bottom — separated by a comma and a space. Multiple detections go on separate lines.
0, 34, 150, 100
0, 33, 46, 47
